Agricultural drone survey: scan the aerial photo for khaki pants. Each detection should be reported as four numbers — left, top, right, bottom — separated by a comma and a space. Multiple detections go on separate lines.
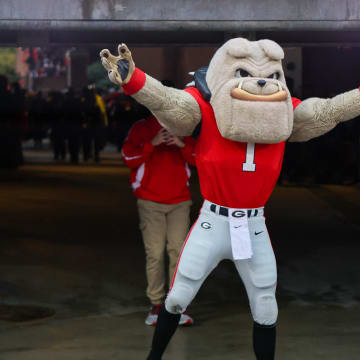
137, 198, 192, 305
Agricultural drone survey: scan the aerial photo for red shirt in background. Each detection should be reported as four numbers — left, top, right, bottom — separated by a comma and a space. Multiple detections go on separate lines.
121, 115, 196, 204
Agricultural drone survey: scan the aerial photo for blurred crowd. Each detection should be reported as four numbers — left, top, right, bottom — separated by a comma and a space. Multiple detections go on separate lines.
25, 47, 68, 80
0, 74, 146, 167
0, 73, 360, 185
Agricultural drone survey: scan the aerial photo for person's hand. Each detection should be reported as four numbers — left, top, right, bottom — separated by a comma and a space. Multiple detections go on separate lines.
166, 134, 185, 148
99, 44, 135, 86
151, 128, 171, 146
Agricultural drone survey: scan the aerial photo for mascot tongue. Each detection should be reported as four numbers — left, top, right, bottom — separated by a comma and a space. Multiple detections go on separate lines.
231, 88, 288, 102
231, 76, 288, 102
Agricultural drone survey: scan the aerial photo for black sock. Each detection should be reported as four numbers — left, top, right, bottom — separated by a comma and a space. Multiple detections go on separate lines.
146, 306, 181, 360
253, 321, 276, 360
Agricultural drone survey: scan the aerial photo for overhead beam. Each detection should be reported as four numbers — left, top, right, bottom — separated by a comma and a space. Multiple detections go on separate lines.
1, 20, 360, 32
1, 0, 360, 22
1, 0, 360, 46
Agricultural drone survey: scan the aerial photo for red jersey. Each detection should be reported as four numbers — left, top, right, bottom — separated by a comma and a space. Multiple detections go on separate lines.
121, 115, 196, 204
185, 87, 301, 208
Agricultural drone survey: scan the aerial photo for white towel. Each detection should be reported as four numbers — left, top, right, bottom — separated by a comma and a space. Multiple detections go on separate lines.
228, 209, 253, 260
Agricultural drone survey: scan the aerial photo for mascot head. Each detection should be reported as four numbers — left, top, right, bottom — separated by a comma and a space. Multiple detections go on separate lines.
203, 38, 293, 144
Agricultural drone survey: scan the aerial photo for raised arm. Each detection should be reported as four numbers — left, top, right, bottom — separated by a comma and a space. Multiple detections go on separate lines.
289, 88, 360, 142
100, 44, 201, 136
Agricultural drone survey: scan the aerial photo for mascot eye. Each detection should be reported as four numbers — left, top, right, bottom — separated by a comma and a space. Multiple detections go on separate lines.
268, 72, 280, 80
235, 69, 252, 78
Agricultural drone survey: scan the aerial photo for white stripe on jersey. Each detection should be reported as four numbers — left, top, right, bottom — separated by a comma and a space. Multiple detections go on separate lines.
121, 149, 143, 161
185, 163, 191, 178
132, 163, 145, 191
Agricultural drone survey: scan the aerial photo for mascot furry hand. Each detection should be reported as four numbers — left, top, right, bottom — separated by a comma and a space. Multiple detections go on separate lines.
100, 39, 360, 360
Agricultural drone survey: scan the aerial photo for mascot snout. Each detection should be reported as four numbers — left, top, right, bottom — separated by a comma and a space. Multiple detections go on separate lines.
231, 78, 288, 102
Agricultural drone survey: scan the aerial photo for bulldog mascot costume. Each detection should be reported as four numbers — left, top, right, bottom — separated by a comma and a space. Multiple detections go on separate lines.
100, 38, 360, 359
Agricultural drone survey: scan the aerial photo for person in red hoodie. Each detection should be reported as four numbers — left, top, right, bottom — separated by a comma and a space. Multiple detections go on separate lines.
121, 107, 196, 326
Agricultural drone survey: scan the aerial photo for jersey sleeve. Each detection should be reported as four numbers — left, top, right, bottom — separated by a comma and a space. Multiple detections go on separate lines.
121, 121, 154, 169
180, 137, 196, 166
292, 97, 302, 110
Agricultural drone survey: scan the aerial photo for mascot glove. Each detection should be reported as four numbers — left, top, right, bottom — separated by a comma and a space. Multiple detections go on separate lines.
99, 44, 135, 86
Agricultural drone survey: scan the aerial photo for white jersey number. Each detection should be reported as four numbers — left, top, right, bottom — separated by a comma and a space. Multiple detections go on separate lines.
242, 143, 256, 172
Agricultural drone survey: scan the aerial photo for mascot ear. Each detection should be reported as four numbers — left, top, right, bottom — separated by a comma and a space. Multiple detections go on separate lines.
194, 66, 212, 102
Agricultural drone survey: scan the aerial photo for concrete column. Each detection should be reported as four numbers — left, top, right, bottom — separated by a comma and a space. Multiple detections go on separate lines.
68, 49, 89, 90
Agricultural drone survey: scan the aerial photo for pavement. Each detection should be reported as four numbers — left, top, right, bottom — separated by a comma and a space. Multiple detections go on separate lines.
1, 147, 360, 359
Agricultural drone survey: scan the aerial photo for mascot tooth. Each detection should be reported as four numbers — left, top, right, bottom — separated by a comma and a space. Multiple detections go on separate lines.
100, 38, 360, 360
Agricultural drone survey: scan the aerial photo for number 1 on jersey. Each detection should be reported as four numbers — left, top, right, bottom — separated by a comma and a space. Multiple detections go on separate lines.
242, 143, 256, 172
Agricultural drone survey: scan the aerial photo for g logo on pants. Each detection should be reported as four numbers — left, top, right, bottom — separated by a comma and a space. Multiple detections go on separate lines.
232, 210, 246, 218
201, 222, 212, 230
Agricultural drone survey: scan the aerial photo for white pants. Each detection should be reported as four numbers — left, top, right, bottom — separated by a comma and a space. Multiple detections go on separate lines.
165, 200, 278, 325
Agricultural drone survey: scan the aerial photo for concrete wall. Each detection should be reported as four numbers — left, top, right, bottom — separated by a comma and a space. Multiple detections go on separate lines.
130, 48, 171, 82
1, 0, 359, 21
1, 0, 360, 31
176, 47, 216, 88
